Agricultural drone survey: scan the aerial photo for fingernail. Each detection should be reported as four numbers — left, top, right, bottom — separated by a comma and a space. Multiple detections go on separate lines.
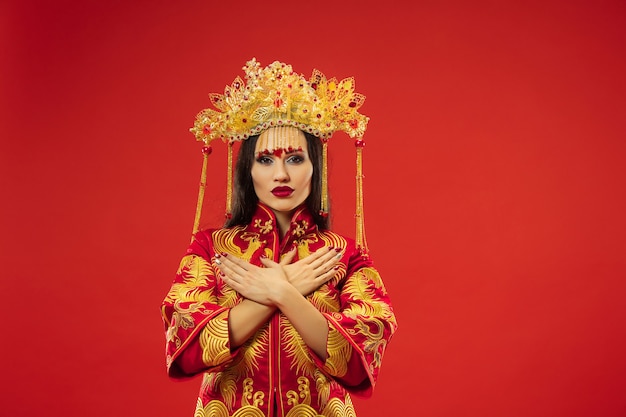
333, 265, 340, 270
334, 247, 342, 252
328, 246, 334, 250
260, 254, 267, 259
221, 252, 228, 257
215, 259, 222, 265
214, 253, 221, 258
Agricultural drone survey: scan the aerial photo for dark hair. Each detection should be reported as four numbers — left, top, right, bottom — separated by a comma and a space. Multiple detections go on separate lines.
225, 131, 329, 230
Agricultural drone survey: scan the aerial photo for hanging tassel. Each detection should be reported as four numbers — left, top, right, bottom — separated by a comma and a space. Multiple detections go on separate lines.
225, 141, 234, 218
355, 138, 368, 255
320, 139, 329, 217
192, 146, 212, 240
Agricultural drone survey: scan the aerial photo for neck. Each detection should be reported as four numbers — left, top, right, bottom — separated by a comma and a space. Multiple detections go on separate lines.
273, 210, 295, 238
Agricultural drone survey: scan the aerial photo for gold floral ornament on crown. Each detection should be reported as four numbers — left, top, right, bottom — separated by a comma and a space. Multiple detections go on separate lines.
189, 58, 371, 255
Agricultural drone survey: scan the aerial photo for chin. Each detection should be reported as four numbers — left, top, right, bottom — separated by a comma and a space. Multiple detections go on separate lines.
271, 204, 299, 214
263, 198, 303, 214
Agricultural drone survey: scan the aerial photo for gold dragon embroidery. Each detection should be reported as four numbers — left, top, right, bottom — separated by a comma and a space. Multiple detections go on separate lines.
280, 315, 317, 377
164, 255, 217, 349
212, 227, 264, 261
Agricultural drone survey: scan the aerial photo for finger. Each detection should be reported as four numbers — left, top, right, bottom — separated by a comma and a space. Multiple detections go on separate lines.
310, 247, 342, 270
220, 259, 246, 277
300, 246, 332, 264
260, 256, 280, 268
317, 258, 340, 277
215, 262, 235, 281
279, 247, 297, 266
213, 256, 226, 275
219, 253, 252, 274
221, 273, 242, 292
302, 247, 334, 269
317, 265, 341, 284
214, 255, 246, 281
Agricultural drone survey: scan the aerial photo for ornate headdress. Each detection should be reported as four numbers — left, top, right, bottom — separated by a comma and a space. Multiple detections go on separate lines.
190, 58, 370, 253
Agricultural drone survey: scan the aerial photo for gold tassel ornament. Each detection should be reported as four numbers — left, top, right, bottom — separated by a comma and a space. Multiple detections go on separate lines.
320, 139, 329, 217
226, 141, 234, 219
355, 138, 368, 255
192, 146, 212, 239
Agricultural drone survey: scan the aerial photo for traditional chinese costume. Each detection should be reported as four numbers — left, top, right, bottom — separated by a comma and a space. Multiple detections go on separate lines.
161, 203, 397, 417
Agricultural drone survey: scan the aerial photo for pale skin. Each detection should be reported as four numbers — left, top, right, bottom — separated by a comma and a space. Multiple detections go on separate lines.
214, 129, 340, 361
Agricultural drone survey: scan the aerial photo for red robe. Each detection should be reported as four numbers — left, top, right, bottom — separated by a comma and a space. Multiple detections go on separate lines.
161, 203, 397, 417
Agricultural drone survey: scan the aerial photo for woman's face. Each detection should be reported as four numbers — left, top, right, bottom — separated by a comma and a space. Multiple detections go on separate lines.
251, 127, 313, 216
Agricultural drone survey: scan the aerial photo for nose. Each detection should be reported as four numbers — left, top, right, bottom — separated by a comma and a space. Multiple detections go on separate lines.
273, 160, 290, 182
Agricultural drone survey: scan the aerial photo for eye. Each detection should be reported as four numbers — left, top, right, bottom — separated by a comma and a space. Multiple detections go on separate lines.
286, 154, 305, 164
255, 155, 273, 165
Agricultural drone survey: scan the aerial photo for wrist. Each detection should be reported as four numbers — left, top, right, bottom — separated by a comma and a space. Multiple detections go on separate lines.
269, 280, 298, 308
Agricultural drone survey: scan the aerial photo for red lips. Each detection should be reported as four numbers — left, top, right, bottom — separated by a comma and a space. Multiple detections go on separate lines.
271, 186, 294, 197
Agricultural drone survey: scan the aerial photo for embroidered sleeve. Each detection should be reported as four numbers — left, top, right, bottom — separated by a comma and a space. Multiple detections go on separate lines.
161, 250, 235, 378
311, 246, 398, 397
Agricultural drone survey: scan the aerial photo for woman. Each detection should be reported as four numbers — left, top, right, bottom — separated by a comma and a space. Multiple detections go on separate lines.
161, 59, 397, 417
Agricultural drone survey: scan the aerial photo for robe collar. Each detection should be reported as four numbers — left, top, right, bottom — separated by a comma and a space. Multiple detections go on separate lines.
247, 202, 317, 250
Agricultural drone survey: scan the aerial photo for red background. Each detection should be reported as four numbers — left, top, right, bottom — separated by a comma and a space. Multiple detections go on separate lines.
2, 1, 625, 416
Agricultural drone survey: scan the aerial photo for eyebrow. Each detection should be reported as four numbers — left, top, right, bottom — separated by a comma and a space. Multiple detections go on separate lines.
255, 146, 305, 158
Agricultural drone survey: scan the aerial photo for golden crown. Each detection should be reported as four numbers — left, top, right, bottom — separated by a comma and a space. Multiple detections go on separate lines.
190, 58, 369, 144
